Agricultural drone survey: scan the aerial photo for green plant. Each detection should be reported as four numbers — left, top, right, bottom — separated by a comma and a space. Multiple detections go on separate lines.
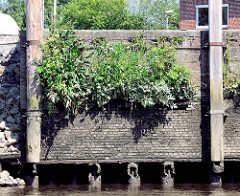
223, 46, 231, 86
37, 30, 92, 115
223, 45, 240, 101
37, 32, 195, 116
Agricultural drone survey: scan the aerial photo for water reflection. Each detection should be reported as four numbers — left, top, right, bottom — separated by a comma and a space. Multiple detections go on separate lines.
0, 186, 42, 196
88, 184, 101, 193
1, 184, 240, 196
209, 188, 226, 196
127, 184, 140, 195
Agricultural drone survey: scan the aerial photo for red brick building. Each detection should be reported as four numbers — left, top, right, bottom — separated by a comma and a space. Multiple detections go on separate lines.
180, 0, 240, 30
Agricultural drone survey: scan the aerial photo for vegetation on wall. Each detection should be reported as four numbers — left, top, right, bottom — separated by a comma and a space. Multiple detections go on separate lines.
37, 31, 195, 116
223, 46, 240, 103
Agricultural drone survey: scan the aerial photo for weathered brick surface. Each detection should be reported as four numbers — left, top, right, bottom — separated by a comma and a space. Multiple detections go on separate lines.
224, 100, 240, 160
41, 108, 205, 162
16, 30, 239, 163
180, 0, 240, 30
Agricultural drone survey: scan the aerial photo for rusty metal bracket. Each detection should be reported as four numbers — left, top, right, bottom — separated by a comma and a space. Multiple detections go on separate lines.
26, 40, 41, 47
21, 40, 41, 48
209, 42, 224, 46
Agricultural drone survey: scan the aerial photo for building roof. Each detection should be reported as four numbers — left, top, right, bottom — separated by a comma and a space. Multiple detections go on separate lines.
0, 11, 19, 35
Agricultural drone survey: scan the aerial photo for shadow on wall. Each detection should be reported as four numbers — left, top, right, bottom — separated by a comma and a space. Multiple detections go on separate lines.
41, 99, 172, 160
82, 99, 172, 144
199, 31, 210, 162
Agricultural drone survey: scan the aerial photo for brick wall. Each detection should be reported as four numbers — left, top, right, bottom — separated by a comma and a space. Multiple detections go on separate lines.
41, 107, 205, 163
224, 100, 240, 160
36, 30, 240, 163
180, 0, 240, 30
227, 0, 240, 29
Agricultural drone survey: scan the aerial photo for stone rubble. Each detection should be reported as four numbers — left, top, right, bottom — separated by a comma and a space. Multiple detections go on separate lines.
0, 35, 21, 155
0, 130, 19, 153
0, 170, 25, 186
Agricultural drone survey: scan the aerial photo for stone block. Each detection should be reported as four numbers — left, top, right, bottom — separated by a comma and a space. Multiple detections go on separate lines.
0, 138, 7, 148
0, 121, 6, 130
0, 132, 5, 139
9, 87, 19, 98
0, 170, 10, 179
6, 116, 15, 124
8, 145, 18, 152
6, 98, 14, 105
9, 108, 18, 115
5, 131, 19, 145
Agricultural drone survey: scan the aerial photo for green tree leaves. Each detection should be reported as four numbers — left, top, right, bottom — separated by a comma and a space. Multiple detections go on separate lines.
1, 0, 180, 30
60, 0, 130, 30
126, 0, 180, 30
1, 0, 26, 29
0, 0, 69, 29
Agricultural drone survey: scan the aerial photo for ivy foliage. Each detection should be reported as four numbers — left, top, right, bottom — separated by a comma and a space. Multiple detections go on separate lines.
37, 31, 195, 116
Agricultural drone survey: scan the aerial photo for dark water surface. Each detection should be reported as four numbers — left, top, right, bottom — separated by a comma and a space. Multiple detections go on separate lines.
1, 184, 240, 196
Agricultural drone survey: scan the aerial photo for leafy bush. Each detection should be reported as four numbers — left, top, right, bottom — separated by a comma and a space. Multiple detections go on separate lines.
37, 31, 195, 115
37, 30, 92, 114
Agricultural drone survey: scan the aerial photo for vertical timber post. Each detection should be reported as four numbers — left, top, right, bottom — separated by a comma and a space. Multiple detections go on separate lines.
209, 0, 224, 184
42, 0, 45, 29
0, 160, 2, 172
53, 0, 57, 29
26, 0, 42, 187
161, 161, 175, 186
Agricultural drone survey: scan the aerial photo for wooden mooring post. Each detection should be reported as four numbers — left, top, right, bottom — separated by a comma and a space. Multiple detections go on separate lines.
209, 0, 224, 184
53, 0, 57, 29
26, 0, 43, 187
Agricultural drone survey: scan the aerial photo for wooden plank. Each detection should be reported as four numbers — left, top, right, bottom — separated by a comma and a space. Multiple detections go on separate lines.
39, 158, 204, 165
209, 0, 222, 43
53, 0, 57, 28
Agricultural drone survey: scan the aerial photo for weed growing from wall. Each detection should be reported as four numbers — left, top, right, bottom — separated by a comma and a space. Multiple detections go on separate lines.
37, 31, 195, 116
223, 45, 240, 103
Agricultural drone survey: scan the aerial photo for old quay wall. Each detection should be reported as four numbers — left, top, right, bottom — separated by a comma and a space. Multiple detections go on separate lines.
18, 30, 240, 164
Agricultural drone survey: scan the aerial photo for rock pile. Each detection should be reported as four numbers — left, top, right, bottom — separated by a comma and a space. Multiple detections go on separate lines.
0, 170, 25, 186
0, 130, 20, 153
0, 36, 21, 154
